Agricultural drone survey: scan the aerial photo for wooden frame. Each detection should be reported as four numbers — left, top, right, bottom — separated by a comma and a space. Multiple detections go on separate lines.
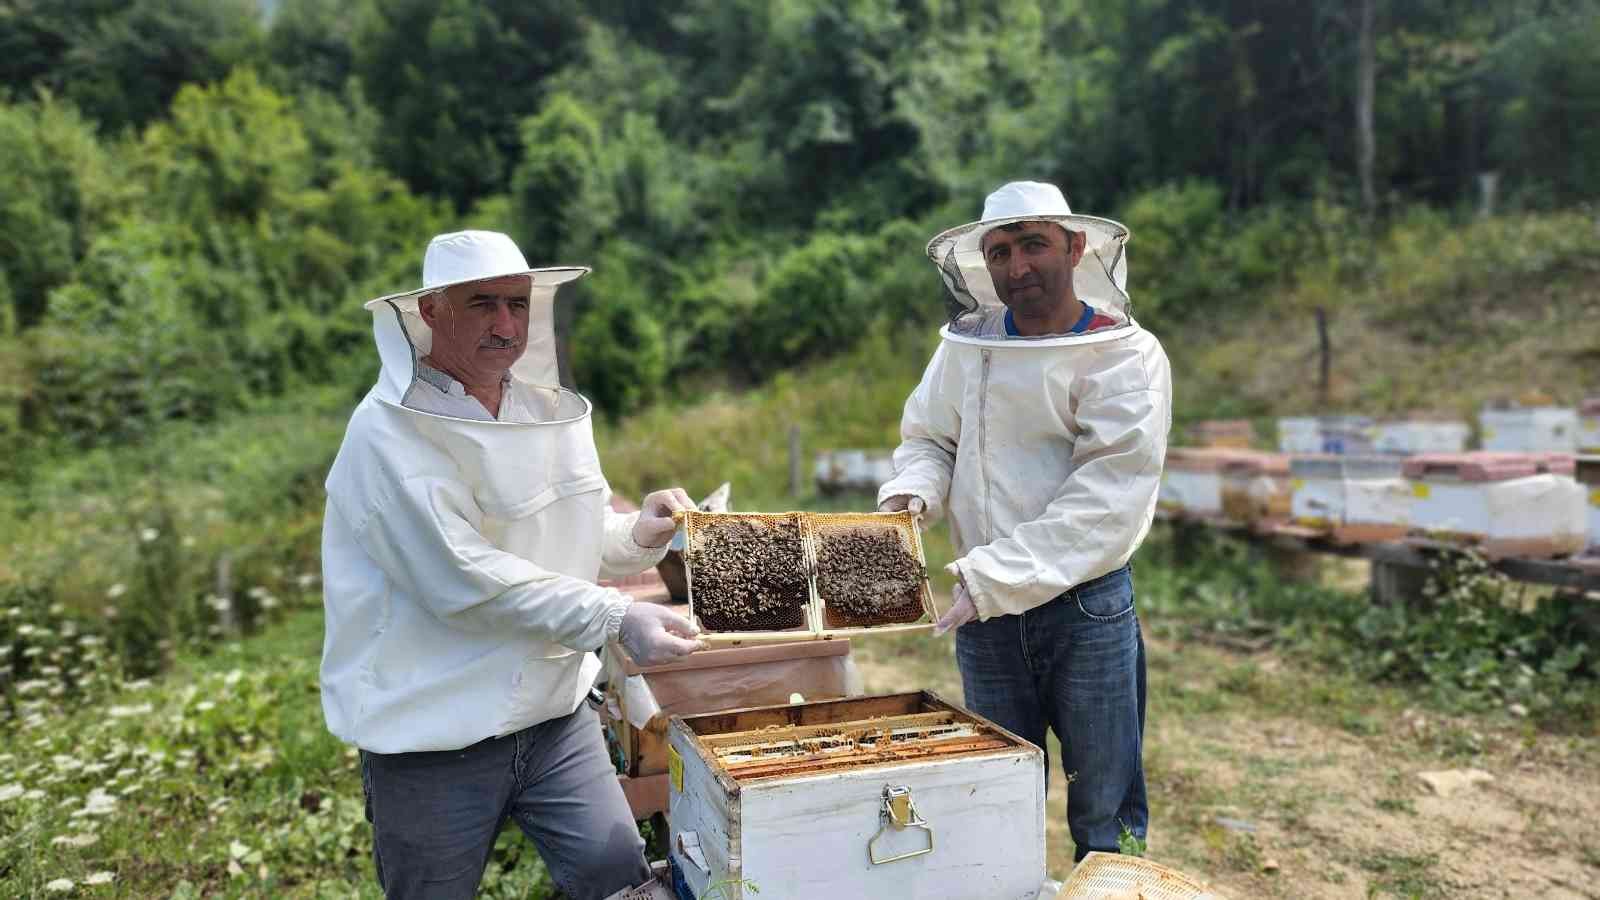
675, 510, 936, 644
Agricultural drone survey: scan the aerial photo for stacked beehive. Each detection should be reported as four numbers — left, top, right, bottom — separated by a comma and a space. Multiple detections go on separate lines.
1479, 404, 1580, 453
1403, 452, 1585, 558
1289, 455, 1411, 542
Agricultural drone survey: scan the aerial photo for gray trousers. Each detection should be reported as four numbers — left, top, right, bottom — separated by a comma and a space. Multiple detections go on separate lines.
360, 704, 650, 899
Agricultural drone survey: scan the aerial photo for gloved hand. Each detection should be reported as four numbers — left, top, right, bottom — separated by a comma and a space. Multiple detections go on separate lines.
877, 494, 926, 516
617, 601, 705, 667
933, 576, 977, 636
632, 487, 695, 549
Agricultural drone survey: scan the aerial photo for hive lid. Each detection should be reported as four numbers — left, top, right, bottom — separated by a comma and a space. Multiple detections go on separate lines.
1291, 454, 1406, 480
1219, 451, 1290, 476
1165, 447, 1248, 472
1401, 451, 1566, 482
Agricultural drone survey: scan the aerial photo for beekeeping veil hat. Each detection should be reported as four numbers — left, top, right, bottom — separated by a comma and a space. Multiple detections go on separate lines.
363, 230, 588, 422
927, 181, 1131, 332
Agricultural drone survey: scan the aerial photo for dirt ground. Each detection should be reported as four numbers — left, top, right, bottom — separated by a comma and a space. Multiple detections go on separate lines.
849, 611, 1600, 899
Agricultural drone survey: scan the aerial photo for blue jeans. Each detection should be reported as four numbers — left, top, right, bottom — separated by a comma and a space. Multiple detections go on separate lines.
359, 704, 650, 900
955, 564, 1147, 861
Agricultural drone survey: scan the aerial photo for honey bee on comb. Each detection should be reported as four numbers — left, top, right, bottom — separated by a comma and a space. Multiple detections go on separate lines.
686, 516, 809, 631
814, 525, 925, 625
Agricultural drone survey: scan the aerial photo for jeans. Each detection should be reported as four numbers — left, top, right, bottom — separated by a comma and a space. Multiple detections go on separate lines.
955, 564, 1147, 862
359, 703, 650, 900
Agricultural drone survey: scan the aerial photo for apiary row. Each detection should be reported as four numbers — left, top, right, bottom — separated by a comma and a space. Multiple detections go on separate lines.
1161, 449, 1600, 559
1188, 400, 1600, 457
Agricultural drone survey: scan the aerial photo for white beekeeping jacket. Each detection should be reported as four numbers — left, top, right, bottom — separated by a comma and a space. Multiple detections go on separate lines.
321, 265, 662, 753
879, 213, 1173, 620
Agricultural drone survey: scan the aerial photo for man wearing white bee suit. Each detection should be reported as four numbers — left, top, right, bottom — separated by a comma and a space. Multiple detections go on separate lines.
321, 230, 695, 899
878, 182, 1171, 861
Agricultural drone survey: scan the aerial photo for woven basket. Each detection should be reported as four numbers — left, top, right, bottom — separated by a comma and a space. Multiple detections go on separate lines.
1056, 853, 1223, 900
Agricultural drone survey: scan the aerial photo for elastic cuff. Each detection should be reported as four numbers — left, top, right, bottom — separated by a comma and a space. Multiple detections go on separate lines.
945, 559, 991, 622
603, 596, 632, 644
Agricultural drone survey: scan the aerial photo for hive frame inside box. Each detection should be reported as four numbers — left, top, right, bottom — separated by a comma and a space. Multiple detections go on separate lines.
678, 510, 935, 644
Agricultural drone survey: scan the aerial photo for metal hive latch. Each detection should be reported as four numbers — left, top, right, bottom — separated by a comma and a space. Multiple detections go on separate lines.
868, 784, 934, 865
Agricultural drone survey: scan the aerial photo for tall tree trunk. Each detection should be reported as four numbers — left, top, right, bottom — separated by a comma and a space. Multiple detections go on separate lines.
1356, 0, 1377, 215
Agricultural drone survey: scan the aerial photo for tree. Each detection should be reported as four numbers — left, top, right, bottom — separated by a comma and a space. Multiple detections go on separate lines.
353, 0, 585, 210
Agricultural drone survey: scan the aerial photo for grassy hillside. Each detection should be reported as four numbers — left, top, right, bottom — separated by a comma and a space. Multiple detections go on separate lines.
1173, 210, 1600, 427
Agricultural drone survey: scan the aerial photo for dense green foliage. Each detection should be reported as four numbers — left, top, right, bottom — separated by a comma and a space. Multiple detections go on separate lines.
2, 0, 1598, 426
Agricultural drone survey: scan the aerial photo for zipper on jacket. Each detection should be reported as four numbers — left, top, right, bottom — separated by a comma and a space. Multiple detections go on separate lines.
978, 349, 993, 543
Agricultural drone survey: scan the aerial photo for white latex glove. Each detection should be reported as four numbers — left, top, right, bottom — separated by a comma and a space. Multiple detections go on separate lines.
933, 576, 977, 636
877, 494, 926, 516
617, 601, 705, 667
632, 487, 694, 549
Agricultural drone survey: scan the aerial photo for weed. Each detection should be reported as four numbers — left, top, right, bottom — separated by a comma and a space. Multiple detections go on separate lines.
1355, 850, 1445, 898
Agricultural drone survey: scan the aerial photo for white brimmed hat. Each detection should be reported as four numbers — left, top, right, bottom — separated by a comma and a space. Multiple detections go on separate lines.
926, 181, 1131, 321
364, 230, 586, 394
363, 230, 587, 313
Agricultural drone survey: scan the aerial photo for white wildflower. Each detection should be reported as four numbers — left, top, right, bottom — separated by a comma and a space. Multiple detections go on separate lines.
181, 535, 196, 548
246, 586, 267, 600
51, 833, 100, 849
259, 594, 280, 610
79, 635, 102, 648
17, 624, 35, 637
295, 573, 317, 589
15, 679, 49, 694
23, 789, 45, 800
107, 703, 153, 719
82, 763, 109, 776
224, 669, 243, 686
84, 871, 114, 885
139, 527, 159, 543
40, 665, 61, 676
105, 583, 126, 600
0, 784, 22, 802
195, 701, 216, 713
115, 768, 135, 779
23, 646, 43, 658
76, 788, 117, 817
45, 878, 74, 893
207, 595, 231, 613
124, 678, 152, 691
101, 606, 119, 619
5, 606, 20, 617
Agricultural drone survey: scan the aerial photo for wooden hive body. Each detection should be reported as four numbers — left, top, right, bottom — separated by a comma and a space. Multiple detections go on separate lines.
667, 692, 1045, 900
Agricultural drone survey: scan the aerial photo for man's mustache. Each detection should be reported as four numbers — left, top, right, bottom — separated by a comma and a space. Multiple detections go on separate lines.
480, 336, 521, 349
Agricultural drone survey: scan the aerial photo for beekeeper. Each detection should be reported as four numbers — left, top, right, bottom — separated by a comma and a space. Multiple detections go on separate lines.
878, 182, 1171, 861
320, 230, 698, 900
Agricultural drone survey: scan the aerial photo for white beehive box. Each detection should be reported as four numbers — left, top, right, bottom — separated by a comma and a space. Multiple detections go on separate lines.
667, 692, 1045, 900
1578, 456, 1600, 555
1580, 399, 1600, 454
1160, 448, 1236, 518
1479, 406, 1579, 453
1403, 453, 1586, 557
1289, 455, 1410, 542
1372, 419, 1471, 455
1316, 415, 1377, 455
1276, 416, 1322, 453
